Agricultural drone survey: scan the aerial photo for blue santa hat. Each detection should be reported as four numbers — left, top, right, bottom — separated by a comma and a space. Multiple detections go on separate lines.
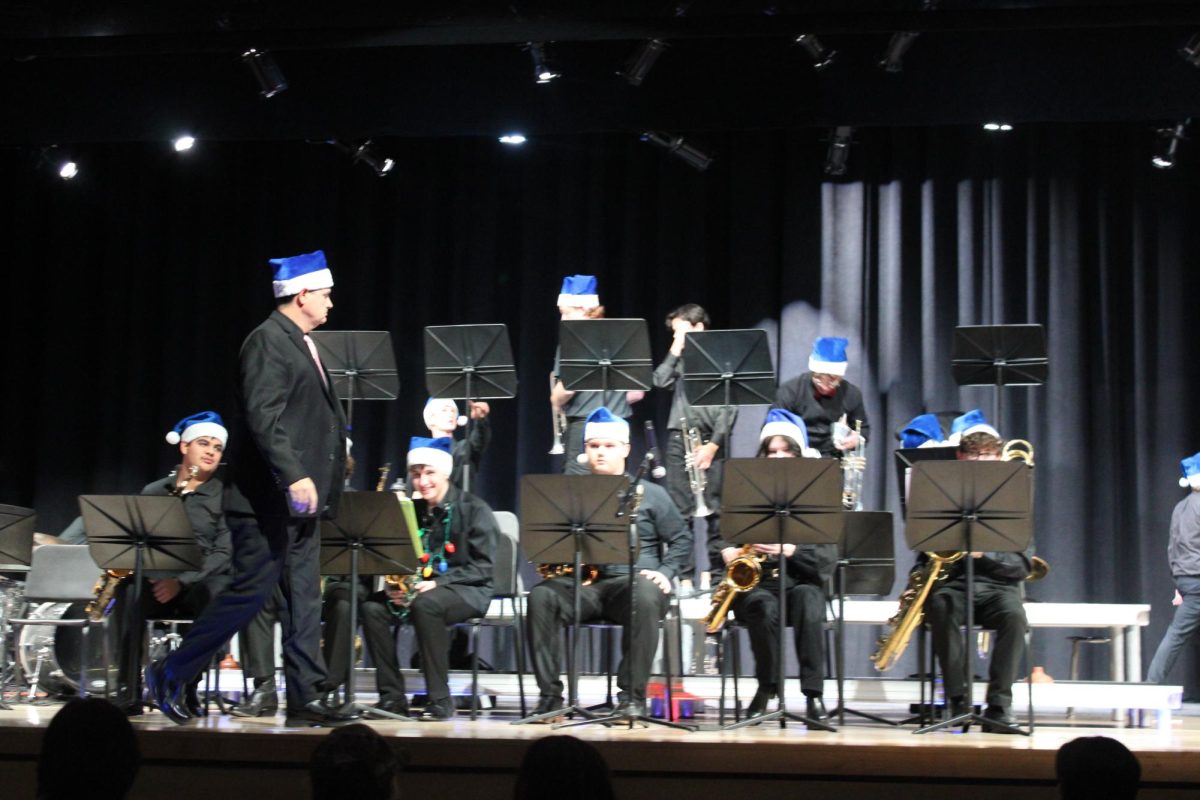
407, 436, 454, 476
759, 408, 811, 450
808, 336, 849, 377
557, 274, 600, 308
423, 397, 467, 430
947, 408, 1000, 445
165, 410, 228, 446
575, 406, 629, 464
1180, 452, 1200, 489
269, 249, 334, 298
900, 413, 947, 449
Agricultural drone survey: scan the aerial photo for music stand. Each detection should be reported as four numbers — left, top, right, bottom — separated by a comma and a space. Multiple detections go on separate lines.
893, 447, 958, 520
0, 504, 35, 571
905, 461, 1033, 735
558, 319, 652, 393
951, 325, 1047, 430
681, 329, 776, 408
831, 511, 897, 725
319, 491, 420, 721
511, 474, 649, 726
309, 330, 399, 429
423, 324, 518, 493
81, 495, 202, 584
719, 458, 843, 731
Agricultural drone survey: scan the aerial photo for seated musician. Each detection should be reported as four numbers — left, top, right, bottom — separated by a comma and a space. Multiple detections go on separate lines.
113, 411, 233, 715
712, 409, 834, 721
924, 411, 1032, 734
526, 407, 692, 719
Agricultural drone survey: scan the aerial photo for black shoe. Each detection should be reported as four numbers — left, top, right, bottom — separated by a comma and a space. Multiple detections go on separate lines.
805, 695, 829, 722
947, 695, 968, 719
283, 699, 360, 728
530, 695, 564, 722
981, 705, 1019, 734
419, 697, 455, 721
374, 697, 410, 716
746, 687, 775, 719
614, 698, 646, 718
185, 685, 203, 718
319, 688, 342, 710
115, 701, 144, 717
229, 680, 279, 718
145, 660, 190, 725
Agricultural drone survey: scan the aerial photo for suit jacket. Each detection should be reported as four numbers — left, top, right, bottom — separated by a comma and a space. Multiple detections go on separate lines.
224, 310, 348, 519
140, 474, 233, 587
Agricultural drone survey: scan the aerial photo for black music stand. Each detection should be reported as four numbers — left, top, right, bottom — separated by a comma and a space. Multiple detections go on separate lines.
423, 324, 518, 494
951, 325, 1047, 430
319, 491, 420, 721
681, 329, 776, 408
719, 457, 843, 731
558, 319, 653, 393
0, 504, 34, 709
893, 447, 959, 520
906, 461, 1033, 735
512, 474, 640, 726
831, 511, 897, 726
309, 330, 399, 429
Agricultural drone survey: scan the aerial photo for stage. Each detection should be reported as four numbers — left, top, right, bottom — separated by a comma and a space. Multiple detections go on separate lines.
4, 697, 1200, 799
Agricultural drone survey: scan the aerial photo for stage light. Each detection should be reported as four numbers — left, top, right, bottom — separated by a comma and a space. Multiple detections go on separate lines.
879, 32, 920, 72
498, 134, 527, 145
1181, 32, 1200, 67
241, 48, 288, 98
640, 131, 713, 172
824, 126, 854, 176
1152, 121, 1188, 169
982, 123, 1013, 132
618, 38, 667, 86
525, 42, 560, 84
173, 135, 196, 152
58, 160, 78, 180
326, 138, 395, 176
794, 34, 836, 70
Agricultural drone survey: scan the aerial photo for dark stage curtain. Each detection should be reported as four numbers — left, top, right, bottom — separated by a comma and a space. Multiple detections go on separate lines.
3, 124, 1199, 689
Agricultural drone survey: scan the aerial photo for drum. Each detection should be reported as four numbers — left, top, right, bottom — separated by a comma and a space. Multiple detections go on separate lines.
17, 602, 109, 695
0, 576, 25, 623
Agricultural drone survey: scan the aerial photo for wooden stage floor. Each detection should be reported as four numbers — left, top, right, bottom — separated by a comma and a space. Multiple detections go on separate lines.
4, 701, 1200, 799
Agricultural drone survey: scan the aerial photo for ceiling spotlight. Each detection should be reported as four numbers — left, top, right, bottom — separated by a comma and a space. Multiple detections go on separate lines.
879, 32, 920, 72
794, 34, 836, 70
525, 42, 560, 84
498, 133, 527, 145
326, 139, 394, 176
241, 48, 288, 98
173, 135, 196, 152
618, 38, 667, 87
640, 131, 713, 172
982, 123, 1013, 132
1152, 121, 1188, 169
824, 126, 854, 176
58, 160, 78, 180
1181, 32, 1200, 67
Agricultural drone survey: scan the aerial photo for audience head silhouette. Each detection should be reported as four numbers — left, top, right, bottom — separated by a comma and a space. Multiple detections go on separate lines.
1056, 735, 1141, 800
514, 735, 613, 800
310, 723, 407, 800
38, 698, 140, 800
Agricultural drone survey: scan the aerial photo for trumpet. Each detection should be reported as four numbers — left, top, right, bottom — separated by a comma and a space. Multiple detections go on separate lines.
838, 418, 866, 511
549, 372, 567, 455
682, 413, 713, 517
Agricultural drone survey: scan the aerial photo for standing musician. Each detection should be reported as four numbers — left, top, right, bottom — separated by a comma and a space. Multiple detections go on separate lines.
773, 336, 869, 459
652, 303, 738, 588
146, 249, 356, 727
1146, 452, 1200, 685
550, 275, 644, 475
421, 396, 492, 489
526, 407, 692, 719
110, 411, 233, 715
924, 415, 1032, 734
710, 409, 834, 721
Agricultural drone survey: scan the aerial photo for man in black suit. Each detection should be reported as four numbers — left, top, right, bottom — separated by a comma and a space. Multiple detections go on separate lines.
147, 249, 356, 727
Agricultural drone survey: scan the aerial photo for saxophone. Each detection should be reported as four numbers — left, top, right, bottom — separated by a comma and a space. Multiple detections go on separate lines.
682, 413, 713, 517
380, 465, 425, 613
702, 545, 765, 634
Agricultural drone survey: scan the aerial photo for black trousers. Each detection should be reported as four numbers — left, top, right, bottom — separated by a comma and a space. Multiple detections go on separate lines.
527, 574, 669, 703
926, 581, 1027, 709
664, 430, 723, 578
237, 586, 282, 682
730, 581, 826, 697
114, 575, 228, 704
160, 514, 326, 711
321, 585, 407, 702
406, 587, 482, 703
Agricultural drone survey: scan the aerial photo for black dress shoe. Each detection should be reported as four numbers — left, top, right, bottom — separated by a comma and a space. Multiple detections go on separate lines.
614, 698, 646, 718
746, 687, 775, 718
981, 705, 1019, 734
284, 699, 360, 728
530, 695, 564, 722
229, 681, 279, 718
374, 697, 410, 716
418, 698, 455, 721
145, 660, 190, 725
185, 685, 203, 718
805, 695, 829, 721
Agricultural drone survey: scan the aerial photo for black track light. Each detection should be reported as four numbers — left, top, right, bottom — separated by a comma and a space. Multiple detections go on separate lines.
794, 34, 836, 70
641, 131, 713, 172
824, 126, 854, 176
241, 48, 288, 98
525, 42, 560, 84
1152, 121, 1188, 169
619, 39, 667, 87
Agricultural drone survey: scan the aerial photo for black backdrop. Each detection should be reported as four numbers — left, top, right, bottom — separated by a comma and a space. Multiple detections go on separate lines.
4, 122, 1199, 689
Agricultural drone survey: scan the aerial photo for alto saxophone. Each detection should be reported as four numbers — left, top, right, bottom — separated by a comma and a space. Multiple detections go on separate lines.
379, 466, 424, 614
681, 413, 713, 517
702, 545, 765, 634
